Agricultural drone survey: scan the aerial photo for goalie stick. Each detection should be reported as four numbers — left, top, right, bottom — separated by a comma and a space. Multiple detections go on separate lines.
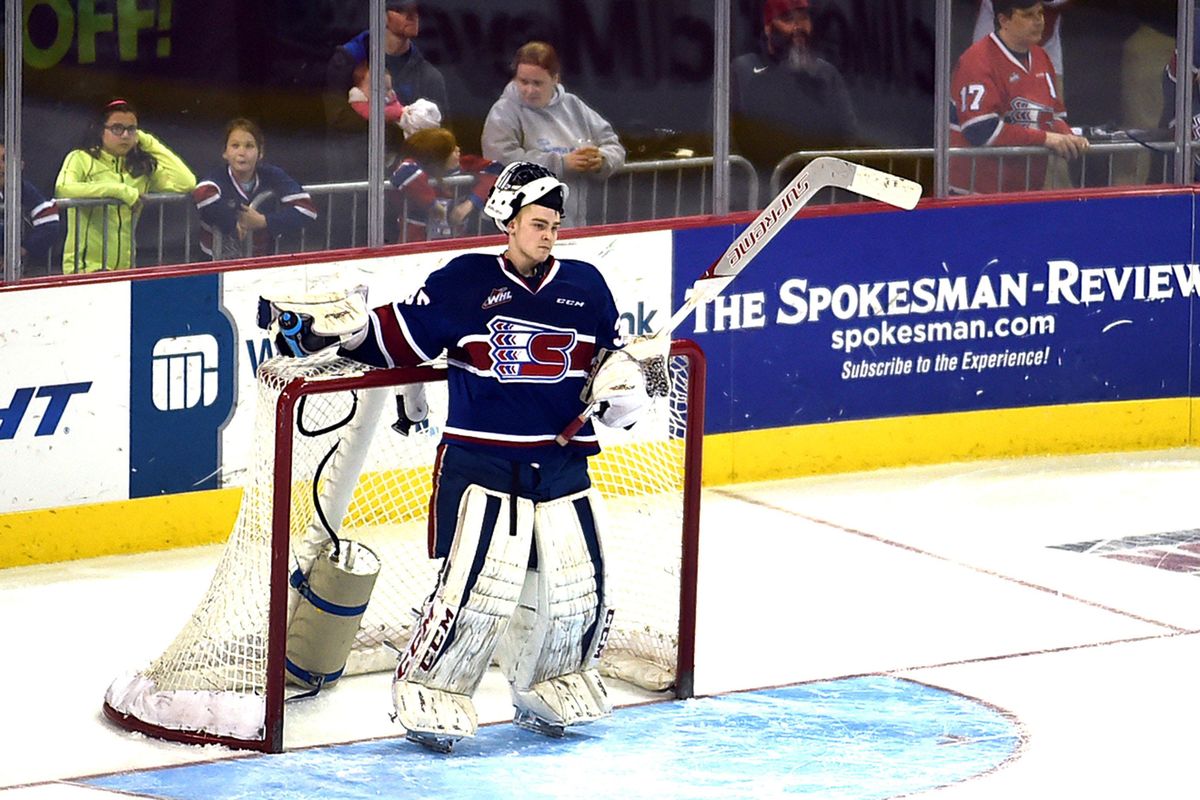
557, 156, 922, 445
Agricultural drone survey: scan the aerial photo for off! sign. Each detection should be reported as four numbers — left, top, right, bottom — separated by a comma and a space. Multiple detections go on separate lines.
23, 0, 174, 69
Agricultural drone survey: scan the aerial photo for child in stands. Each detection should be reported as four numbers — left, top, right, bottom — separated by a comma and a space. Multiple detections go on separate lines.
193, 118, 318, 259
388, 127, 501, 241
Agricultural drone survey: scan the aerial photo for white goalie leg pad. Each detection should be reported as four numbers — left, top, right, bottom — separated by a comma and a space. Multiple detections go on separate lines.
392, 679, 478, 742
498, 488, 614, 726
513, 669, 612, 731
393, 484, 533, 737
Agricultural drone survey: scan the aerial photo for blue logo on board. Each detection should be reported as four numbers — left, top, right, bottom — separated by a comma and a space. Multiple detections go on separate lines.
129, 274, 236, 497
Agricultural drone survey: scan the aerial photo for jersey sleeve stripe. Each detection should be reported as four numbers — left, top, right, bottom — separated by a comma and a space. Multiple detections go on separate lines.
193, 181, 221, 209
30, 201, 60, 225
982, 118, 1004, 146
382, 303, 435, 364
442, 428, 599, 446
359, 308, 395, 368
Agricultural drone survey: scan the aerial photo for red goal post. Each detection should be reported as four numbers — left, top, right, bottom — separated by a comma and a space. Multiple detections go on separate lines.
103, 340, 705, 753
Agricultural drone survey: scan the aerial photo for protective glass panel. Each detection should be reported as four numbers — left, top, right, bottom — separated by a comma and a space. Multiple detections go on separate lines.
19, 0, 347, 274
732, 0, 937, 206
948, 0, 1180, 195
428, 0, 720, 229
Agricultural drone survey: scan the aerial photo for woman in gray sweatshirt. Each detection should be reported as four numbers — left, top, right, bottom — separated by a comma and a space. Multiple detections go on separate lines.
482, 41, 626, 228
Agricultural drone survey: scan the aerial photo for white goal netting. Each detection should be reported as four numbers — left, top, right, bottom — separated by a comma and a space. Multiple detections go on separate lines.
104, 343, 701, 749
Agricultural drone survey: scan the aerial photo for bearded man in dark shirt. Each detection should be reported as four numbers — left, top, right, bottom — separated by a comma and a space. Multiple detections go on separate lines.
730, 0, 860, 188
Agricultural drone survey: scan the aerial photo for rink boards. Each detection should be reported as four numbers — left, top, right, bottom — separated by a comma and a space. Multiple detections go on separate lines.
2, 189, 1199, 565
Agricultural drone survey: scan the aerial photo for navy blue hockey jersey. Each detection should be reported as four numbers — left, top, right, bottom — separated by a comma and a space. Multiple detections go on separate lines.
350, 252, 623, 460
193, 163, 318, 258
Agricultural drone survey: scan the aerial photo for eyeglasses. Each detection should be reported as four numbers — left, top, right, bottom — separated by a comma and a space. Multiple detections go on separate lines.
104, 124, 138, 136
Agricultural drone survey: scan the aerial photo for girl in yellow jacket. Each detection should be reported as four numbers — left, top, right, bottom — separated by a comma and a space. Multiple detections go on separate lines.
55, 99, 197, 273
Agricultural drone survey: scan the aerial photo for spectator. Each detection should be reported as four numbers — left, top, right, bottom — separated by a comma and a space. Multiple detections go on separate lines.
0, 137, 63, 274
324, 0, 449, 181
55, 99, 196, 273
388, 126, 501, 241
1114, 10, 1175, 184
973, 0, 1068, 78
1159, 16, 1200, 182
346, 62, 445, 150
192, 118, 318, 260
730, 0, 859, 187
949, 0, 1088, 194
348, 62, 408, 126
972, 0, 1072, 189
481, 40, 625, 228
336, 61, 415, 171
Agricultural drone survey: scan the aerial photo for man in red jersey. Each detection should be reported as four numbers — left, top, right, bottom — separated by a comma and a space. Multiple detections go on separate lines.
950, 0, 1088, 194
972, 0, 1068, 78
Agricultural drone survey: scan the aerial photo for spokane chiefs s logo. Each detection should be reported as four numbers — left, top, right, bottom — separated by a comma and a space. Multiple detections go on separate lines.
488, 316, 576, 381
1007, 96, 1054, 126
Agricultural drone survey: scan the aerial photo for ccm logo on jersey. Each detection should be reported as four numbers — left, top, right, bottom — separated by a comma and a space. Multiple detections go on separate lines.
557, 297, 585, 307
488, 316, 578, 382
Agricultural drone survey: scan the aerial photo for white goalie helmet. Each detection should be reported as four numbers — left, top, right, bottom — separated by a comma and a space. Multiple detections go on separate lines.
483, 161, 570, 231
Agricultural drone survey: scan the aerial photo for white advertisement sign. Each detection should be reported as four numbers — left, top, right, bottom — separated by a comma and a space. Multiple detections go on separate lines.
0, 230, 674, 513
0, 282, 131, 510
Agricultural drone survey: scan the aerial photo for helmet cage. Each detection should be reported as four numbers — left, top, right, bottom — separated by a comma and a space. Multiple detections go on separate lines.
483, 162, 570, 231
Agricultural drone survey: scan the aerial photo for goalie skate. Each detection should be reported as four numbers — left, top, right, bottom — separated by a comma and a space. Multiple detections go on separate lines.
513, 709, 566, 739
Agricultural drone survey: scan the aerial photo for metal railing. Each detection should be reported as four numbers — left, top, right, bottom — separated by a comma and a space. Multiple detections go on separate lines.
54, 193, 196, 275
595, 155, 759, 222
771, 140, 1175, 199
14, 144, 1178, 278
25, 155, 760, 276
301, 155, 760, 246
950, 140, 1175, 195
207, 190, 296, 261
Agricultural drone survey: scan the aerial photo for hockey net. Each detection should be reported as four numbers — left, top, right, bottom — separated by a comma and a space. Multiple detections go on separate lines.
103, 340, 704, 752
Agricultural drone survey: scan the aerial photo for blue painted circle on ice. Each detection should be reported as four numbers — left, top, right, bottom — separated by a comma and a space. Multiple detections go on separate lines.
87, 676, 1020, 799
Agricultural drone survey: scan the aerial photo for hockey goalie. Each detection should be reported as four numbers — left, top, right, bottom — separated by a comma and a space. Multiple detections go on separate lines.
264, 162, 652, 751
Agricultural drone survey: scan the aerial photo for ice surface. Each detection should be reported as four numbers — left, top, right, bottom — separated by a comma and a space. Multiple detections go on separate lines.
3, 449, 1198, 798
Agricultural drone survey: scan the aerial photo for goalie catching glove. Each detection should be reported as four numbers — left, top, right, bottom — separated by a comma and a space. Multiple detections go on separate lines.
588, 349, 650, 430
257, 286, 371, 357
